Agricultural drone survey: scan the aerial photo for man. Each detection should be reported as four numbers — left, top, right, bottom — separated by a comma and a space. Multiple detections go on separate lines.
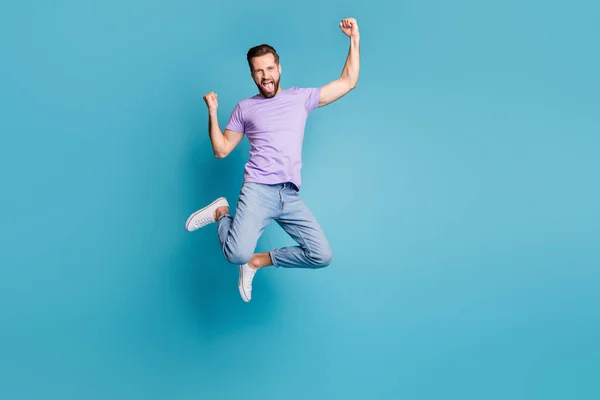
185, 17, 360, 302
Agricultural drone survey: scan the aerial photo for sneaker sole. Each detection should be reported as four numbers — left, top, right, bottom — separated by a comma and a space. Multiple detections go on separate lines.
185, 197, 227, 231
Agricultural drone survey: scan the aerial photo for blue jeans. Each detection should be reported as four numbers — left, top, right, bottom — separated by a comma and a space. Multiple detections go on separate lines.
217, 182, 333, 268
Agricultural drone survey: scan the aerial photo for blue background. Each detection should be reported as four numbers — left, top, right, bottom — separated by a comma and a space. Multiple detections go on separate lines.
1, 0, 599, 399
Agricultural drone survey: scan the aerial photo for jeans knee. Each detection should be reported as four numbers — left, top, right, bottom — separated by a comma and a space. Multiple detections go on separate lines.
223, 244, 253, 265
308, 246, 333, 268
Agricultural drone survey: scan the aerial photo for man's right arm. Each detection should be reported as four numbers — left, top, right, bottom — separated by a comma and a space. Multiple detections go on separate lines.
208, 110, 243, 158
203, 91, 244, 158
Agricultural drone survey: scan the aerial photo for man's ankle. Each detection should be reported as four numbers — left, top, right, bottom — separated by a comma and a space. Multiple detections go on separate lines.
248, 253, 272, 270
214, 206, 229, 220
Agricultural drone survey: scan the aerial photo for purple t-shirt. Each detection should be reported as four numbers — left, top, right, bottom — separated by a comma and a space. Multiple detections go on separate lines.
225, 86, 321, 190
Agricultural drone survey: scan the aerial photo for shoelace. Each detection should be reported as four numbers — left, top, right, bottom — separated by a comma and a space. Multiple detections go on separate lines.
194, 217, 213, 227
244, 268, 256, 290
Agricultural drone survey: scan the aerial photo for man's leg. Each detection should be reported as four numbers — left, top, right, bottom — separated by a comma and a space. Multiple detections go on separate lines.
185, 183, 275, 265
185, 182, 280, 301
269, 184, 333, 269
215, 182, 282, 302
215, 182, 278, 266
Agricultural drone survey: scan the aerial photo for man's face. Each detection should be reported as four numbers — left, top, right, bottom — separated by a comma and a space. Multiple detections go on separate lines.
250, 53, 281, 98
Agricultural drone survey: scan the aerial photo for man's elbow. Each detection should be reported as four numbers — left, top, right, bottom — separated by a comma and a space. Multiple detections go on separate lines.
342, 76, 357, 91
214, 150, 229, 159
214, 140, 233, 159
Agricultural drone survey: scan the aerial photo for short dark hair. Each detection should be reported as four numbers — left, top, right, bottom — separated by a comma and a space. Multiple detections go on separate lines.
246, 44, 279, 70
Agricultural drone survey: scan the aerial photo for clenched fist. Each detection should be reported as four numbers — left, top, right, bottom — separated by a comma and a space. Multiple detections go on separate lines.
203, 92, 218, 112
340, 17, 359, 38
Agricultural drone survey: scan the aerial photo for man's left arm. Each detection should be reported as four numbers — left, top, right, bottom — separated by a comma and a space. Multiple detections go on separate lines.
318, 18, 360, 108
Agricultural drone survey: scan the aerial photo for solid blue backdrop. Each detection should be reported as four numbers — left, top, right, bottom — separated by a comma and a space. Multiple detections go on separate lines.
1, 0, 599, 399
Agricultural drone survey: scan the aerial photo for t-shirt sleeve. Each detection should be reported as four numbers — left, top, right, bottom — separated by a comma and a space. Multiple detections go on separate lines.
225, 103, 244, 133
303, 87, 321, 114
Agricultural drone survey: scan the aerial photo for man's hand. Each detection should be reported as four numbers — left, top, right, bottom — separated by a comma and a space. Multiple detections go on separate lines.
203, 92, 218, 112
340, 18, 359, 39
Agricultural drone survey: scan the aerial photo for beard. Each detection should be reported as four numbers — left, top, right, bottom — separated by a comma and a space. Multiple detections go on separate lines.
256, 77, 280, 98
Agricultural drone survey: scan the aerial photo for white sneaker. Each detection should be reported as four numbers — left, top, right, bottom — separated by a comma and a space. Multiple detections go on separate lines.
238, 263, 257, 302
185, 197, 229, 232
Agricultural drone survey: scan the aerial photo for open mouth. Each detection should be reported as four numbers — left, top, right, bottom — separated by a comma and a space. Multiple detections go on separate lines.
262, 80, 274, 92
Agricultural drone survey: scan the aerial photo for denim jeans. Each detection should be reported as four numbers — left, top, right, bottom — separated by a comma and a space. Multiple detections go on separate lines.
217, 182, 333, 268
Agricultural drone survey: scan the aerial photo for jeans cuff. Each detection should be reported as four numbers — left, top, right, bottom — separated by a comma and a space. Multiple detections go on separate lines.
269, 249, 279, 268
217, 213, 231, 223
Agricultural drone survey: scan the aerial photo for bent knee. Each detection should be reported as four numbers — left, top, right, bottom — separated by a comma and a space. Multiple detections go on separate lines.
223, 244, 253, 265
308, 246, 333, 268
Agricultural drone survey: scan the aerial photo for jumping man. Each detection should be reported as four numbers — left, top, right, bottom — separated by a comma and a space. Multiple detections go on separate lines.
185, 17, 360, 302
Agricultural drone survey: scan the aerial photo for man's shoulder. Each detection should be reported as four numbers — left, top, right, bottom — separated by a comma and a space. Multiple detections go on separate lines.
229, 95, 258, 118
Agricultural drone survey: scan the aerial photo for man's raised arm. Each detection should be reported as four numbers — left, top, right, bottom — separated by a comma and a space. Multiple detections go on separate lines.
318, 18, 360, 108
